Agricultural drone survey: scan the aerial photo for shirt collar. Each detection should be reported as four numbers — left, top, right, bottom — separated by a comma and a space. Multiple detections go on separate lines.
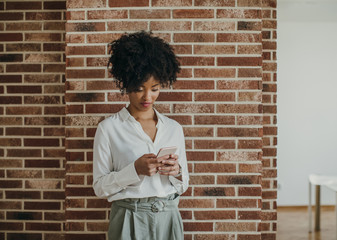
119, 106, 164, 124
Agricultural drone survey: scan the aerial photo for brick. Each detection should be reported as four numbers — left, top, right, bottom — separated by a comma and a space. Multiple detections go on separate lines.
85, 104, 126, 114
0, 96, 22, 104
6, 43, 41, 52
43, 43, 65, 52
239, 187, 261, 196
238, 21, 262, 31
0, 138, 21, 146
217, 104, 261, 113
238, 140, 262, 149
43, 64, 65, 73
66, 210, 106, 220
194, 187, 235, 197
66, 46, 105, 55
189, 175, 214, 185
87, 33, 122, 43
238, 92, 262, 102
0, 201, 21, 209
7, 149, 41, 157
7, 64, 41, 73
107, 21, 148, 31
67, 0, 105, 8
195, 92, 235, 102
26, 12, 62, 21
25, 117, 60, 125
7, 86, 42, 94
238, 45, 262, 55
6, 191, 41, 199
66, 105, 84, 114
25, 180, 61, 189
65, 116, 104, 126
6, 1, 42, 9
218, 128, 261, 137
66, 11, 85, 21
25, 160, 60, 168
0, 75, 22, 83
216, 222, 257, 232
66, 163, 92, 173
179, 199, 214, 208
173, 80, 214, 90
195, 163, 236, 173
239, 163, 262, 173
180, 56, 214, 66
63, 234, 105, 240
217, 9, 261, 19
109, 0, 149, 7
67, 57, 84, 67
216, 151, 261, 161
25, 53, 61, 63
44, 1, 66, 9
194, 21, 235, 31
43, 148, 64, 158
150, 21, 191, 31
7, 233, 42, 240
6, 107, 42, 116
107, 92, 129, 101
25, 74, 60, 83
195, 234, 235, 240
218, 175, 260, 185
65, 93, 105, 102
7, 211, 42, 221
26, 222, 61, 231
6, 23, 42, 31
262, 41, 276, 50
157, 92, 192, 102
173, 104, 214, 113
44, 170, 65, 179
217, 33, 261, 43
25, 33, 61, 42
237, 116, 262, 125
44, 84, 65, 94
194, 115, 235, 125
183, 127, 213, 137
0, 222, 23, 230
195, 210, 235, 220
66, 140, 93, 149
86, 57, 109, 67
263, 106, 276, 114
65, 222, 85, 231
24, 138, 59, 147
173, 9, 214, 19
66, 69, 105, 79
0, 54, 23, 62
218, 57, 262, 66
174, 33, 214, 43
66, 175, 84, 185
186, 151, 214, 161
0, 180, 22, 188
0, 159, 22, 167
24, 96, 60, 104
7, 169, 42, 178
130, 9, 169, 19
66, 22, 105, 32
194, 45, 235, 55
87, 10, 126, 20
194, 68, 235, 78
0, 12, 24, 20
86, 199, 111, 208
152, 0, 191, 6
183, 222, 213, 231
65, 187, 95, 197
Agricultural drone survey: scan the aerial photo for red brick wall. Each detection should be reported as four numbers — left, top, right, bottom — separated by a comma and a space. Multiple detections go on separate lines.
1, 0, 277, 239
0, 1, 66, 239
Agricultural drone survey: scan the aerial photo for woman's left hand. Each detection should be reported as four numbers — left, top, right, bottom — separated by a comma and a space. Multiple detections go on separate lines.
157, 154, 180, 176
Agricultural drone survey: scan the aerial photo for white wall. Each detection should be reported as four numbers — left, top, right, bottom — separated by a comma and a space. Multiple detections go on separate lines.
277, 0, 337, 205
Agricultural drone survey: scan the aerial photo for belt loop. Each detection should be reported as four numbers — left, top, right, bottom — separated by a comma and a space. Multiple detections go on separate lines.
134, 201, 137, 212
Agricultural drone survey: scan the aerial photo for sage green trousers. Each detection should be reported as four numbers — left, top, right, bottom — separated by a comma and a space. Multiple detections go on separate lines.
108, 194, 183, 240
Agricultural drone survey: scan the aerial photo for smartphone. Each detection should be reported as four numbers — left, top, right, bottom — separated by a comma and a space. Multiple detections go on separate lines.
157, 146, 177, 158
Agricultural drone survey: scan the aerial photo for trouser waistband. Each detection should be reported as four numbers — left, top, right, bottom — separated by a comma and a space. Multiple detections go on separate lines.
113, 193, 179, 213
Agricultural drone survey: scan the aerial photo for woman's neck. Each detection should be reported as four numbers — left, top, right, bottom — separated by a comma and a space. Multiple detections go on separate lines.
126, 106, 156, 121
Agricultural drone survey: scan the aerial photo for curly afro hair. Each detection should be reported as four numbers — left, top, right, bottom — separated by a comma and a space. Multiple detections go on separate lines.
107, 31, 181, 94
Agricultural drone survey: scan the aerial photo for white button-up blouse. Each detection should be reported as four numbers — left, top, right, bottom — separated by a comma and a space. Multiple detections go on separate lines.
92, 107, 189, 202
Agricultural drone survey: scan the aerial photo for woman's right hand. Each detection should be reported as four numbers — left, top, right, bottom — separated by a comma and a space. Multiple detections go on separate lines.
134, 153, 161, 176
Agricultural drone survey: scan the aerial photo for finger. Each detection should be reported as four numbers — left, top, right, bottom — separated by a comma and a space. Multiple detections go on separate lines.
157, 154, 171, 162
144, 153, 157, 158
158, 165, 177, 172
160, 160, 177, 166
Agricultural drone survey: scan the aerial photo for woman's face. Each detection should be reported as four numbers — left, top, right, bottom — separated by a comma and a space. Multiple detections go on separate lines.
127, 76, 161, 112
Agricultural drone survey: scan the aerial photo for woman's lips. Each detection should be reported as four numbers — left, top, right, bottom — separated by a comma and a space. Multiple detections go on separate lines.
141, 102, 151, 107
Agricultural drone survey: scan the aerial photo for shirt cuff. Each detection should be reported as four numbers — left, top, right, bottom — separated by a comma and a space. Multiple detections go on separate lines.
169, 175, 184, 194
114, 162, 140, 189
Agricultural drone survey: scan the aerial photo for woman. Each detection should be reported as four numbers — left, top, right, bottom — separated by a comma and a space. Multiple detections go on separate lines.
92, 31, 189, 240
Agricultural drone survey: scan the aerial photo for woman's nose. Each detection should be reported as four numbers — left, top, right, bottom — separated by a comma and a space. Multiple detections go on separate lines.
143, 91, 151, 101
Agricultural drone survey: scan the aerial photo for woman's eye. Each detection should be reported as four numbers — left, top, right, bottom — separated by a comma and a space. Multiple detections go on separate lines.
152, 89, 159, 92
